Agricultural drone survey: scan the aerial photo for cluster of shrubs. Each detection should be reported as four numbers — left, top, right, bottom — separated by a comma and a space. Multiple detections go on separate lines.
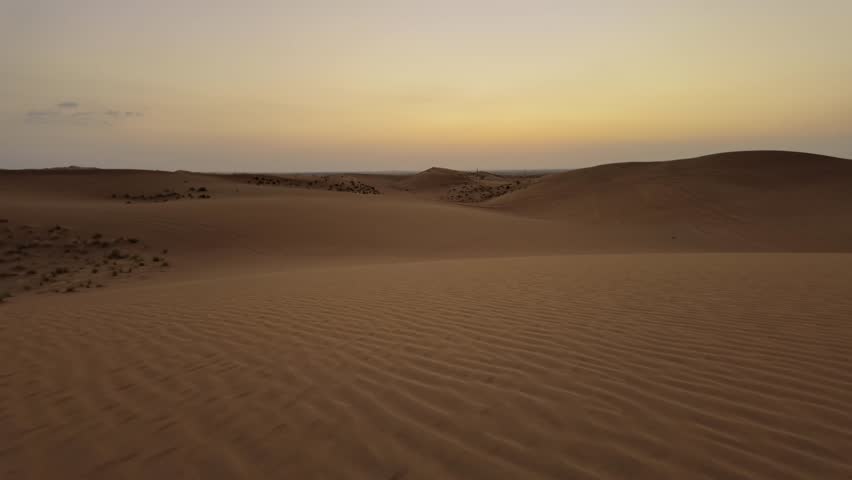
327, 179, 381, 195
248, 175, 326, 189
38, 266, 71, 287
112, 186, 212, 203
0, 222, 173, 301
447, 180, 524, 203
249, 176, 283, 186
247, 175, 381, 195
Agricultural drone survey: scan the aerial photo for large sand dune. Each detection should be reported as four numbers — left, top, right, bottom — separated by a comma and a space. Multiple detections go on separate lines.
488, 151, 852, 218
2, 151, 852, 478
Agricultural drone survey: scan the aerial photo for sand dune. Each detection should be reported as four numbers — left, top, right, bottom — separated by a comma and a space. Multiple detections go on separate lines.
397, 166, 473, 192
0, 169, 235, 201
392, 167, 532, 202
484, 151, 852, 251
487, 150, 852, 219
3, 255, 852, 479
2, 151, 852, 478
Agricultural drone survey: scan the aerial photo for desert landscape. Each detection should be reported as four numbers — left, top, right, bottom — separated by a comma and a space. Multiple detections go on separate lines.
2, 150, 852, 479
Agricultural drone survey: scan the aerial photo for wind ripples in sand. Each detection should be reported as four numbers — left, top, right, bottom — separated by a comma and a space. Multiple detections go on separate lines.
3, 253, 852, 479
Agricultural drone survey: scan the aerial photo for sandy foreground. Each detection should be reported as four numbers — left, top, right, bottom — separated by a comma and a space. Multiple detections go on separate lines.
2, 152, 852, 479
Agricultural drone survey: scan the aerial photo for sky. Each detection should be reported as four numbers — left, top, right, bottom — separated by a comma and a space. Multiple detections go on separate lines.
1, 0, 851, 172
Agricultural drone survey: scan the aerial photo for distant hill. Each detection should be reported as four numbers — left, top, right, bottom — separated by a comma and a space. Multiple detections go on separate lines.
486, 150, 852, 221
396, 167, 473, 192
46, 165, 100, 171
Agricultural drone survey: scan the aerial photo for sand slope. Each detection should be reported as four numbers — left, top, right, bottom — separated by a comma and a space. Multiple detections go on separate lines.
392, 167, 533, 202
397, 167, 473, 192
488, 151, 852, 217
3, 254, 852, 479
485, 151, 852, 250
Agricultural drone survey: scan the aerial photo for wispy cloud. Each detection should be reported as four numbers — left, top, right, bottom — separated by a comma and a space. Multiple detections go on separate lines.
105, 110, 144, 119
26, 110, 61, 119
25, 102, 144, 126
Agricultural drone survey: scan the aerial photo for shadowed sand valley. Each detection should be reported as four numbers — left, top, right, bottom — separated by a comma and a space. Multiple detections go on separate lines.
2, 151, 852, 479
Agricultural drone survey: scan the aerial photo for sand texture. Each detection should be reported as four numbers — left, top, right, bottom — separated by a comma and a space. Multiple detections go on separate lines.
2, 151, 852, 479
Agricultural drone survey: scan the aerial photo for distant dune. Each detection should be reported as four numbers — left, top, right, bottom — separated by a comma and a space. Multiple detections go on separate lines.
393, 166, 534, 201
394, 166, 475, 195
487, 150, 852, 217
483, 150, 852, 250
2, 151, 852, 479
